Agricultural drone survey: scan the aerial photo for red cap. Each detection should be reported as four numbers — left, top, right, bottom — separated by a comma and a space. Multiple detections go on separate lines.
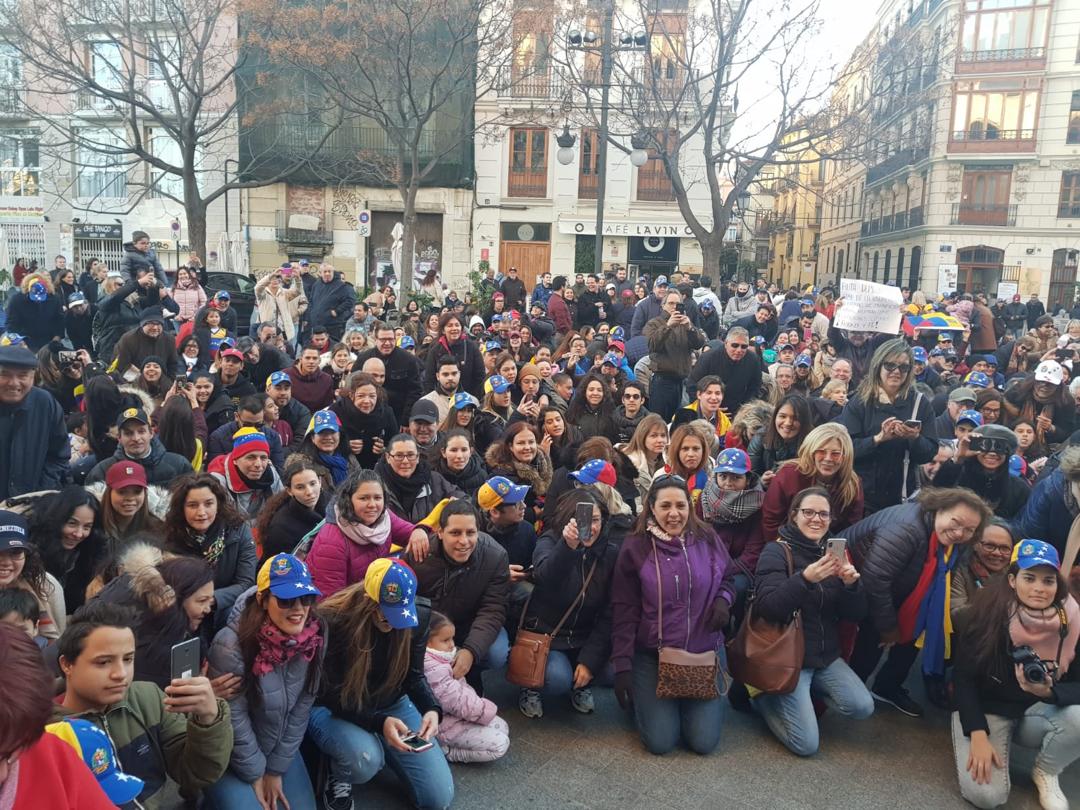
220, 348, 244, 361
105, 461, 147, 490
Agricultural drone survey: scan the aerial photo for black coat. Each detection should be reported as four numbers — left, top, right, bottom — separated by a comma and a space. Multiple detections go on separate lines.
330, 397, 399, 470
435, 452, 488, 496
119, 243, 168, 286
355, 347, 422, 423
377, 460, 465, 524
6, 290, 65, 351
932, 458, 1030, 520
0, 387, 70, 499
307, 277, 354, 339
92, 280, 142, 363
524, 528, 617, 675
423, 337, 485, 399
753, 529, 867, 670
86, 437, 194, 487
261, 492, 328, 564
278, 398, 312, 453
687, 348, 763, 416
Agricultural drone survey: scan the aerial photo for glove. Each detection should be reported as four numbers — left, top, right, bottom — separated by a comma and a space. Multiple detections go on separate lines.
613, 671, 633, 710
709, 597, 731, 632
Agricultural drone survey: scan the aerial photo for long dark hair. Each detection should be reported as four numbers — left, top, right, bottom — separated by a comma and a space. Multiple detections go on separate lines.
236, 586, 323, 709
254, 458, 323, 541
28, 486, 103, 580
138, 556, 215, 649
163, 474, 244, 556
633, 474, 710, 538
763, 393, 813, 451
84, 374, 124, 459
158, 395, 197, 462
567, 371, 616, 436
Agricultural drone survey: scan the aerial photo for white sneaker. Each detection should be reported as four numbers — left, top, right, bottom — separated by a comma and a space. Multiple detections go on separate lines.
1032, 766, 1068, 810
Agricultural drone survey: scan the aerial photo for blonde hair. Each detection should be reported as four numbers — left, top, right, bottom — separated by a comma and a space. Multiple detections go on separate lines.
783, 423, 860, 511
856, 338, 916, 405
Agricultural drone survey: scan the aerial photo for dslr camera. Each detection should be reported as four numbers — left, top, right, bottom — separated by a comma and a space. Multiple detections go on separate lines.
1010, 644, 1051, 684
969, 435, 1012, 455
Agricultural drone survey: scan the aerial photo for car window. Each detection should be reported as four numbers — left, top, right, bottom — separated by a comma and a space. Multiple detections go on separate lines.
208, 274, 254, 295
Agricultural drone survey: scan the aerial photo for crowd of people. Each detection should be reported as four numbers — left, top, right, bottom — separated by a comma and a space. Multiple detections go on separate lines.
0, 250, 1078, 810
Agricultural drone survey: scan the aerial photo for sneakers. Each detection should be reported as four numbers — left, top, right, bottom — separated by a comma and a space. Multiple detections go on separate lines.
1032, 766, 1068, 810
871, 687, 924, 718
322, 773, 353, 810
571, 687, 595, 714
519, 688, 544, 718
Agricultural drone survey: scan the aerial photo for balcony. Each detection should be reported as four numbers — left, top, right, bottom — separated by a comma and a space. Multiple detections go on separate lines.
507, 172, 547, 198
0, 88, 26, 117
578, 170, 599, 200
866, 145, 930, 186
637, 167, 676, 202
950, 203, 1017, 227
956, 47, 1045, 75
859, 206, 924, 238
629, 66, 697, 102
949, 128, 1036, 154
275, 210, 333, 246
496, 67, 565, 100
75, 89, 120, 114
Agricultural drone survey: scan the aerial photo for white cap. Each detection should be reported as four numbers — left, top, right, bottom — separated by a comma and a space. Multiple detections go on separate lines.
1034, 360, 1064, 386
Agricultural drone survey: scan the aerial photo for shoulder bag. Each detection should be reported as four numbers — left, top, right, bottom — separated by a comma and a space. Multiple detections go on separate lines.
900, 391, 925, 502
726, 541, 805, 695
652, 538, 721, 701
507, 559, 598, 689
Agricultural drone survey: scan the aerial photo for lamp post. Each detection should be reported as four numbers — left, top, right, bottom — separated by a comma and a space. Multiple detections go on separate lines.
561, 5, 647, 278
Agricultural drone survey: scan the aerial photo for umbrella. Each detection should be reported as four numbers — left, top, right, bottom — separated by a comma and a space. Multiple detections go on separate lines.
903, 313, 965, 337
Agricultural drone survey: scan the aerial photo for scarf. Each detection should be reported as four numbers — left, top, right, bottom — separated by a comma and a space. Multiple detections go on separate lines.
318, 451, 349, 485
896, 532, 956, 676
190, 523, 227, 567
1009, 598, 1080, 677
375, 456, 431, 504
506, 451, 552, 496
337, 509, 392, 546
0, 758, 17, 810
237, 464, 275, 492
700, 475, 765, 525
646, 518, 677, 544
252, 615, 323, 677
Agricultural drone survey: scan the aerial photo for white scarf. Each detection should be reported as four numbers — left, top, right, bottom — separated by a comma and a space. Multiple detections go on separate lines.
336, 510, 391, 546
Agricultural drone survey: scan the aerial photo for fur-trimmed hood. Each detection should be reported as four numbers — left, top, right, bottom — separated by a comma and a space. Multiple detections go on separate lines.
19, 272, 54, 294
117, 542, 176, 614
85, 480, 171, 521
118, 383, 156, 416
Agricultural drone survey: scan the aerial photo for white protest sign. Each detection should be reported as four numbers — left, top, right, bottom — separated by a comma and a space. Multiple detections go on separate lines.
835, 279, 903, 334
938, 264, 958, 296
996, 281, 1018, 300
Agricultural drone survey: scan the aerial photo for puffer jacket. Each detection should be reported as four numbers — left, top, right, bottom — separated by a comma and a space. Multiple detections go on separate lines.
847, 502, 935, 635
86, 436, 194, 487
6, 274, 65, 350
524, 528, 617, 675
932, 458, 1030, 520
610, 526, 735, 674
119, 242, 168, 286
172, 281, 207, 323
423, 648, 497, 731
746, 431, 801, 478
753, 527, 868, 670
305, 512, 417, 598
1012, 469, 1077, 558
208, 588, 325, 783
722, 289, 757, 328
406, 533, 509, 663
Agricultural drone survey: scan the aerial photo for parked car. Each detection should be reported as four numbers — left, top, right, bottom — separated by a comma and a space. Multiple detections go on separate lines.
166, 269, 257, 334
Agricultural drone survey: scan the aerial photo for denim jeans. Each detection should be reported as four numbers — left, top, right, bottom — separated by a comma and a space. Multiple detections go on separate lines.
630, 650, 726, 755
952, 705, 1080, 809
753, 658, 875, 756
306, 697, 455, 810
204, 754, 316, 810
648, 373, 683, 422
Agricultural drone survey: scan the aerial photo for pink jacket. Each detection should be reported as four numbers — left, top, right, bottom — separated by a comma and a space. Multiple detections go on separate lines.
306, 512, 417, 599
172, 283, 207, 322
423, 650, 498, 724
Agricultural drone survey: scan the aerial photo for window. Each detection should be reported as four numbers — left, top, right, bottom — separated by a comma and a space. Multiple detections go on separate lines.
636, 129, 677, 202
0, 46, 21, 86
578, 128, 600, 199
149, 130, 183, 198
147, 35, 179, 82
951, 79, 1039, 141
647, 13, 686, 87
508, 127, 547, 198
91, 42, 124, 90
959, 0, 1049, 62
1058, 171, 1080, 218
0, 130, 39, 196
1068, 92, 1080, 144
76, 128, 128, 199
510, 6, 553, 96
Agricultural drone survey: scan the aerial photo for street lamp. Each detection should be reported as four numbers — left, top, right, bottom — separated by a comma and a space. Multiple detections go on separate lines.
629, 131, 649, 168
555, 124, 577, 166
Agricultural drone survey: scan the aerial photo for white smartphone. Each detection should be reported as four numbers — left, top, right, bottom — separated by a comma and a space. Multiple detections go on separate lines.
825, 537, 848, 562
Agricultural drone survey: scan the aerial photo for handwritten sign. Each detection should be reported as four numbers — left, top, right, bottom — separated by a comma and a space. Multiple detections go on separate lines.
834, 279, 903, 334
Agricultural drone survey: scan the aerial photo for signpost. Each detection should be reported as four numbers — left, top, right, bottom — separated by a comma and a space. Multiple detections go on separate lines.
357, 210, 371, 237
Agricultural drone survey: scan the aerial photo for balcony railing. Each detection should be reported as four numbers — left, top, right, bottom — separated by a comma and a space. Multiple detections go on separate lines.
629, 66, 696, 100
952, 128, 1035, 142
578, 171, 599, 200
859, 205, 924, 238
958, 47, 1045, 63
866, 145, 929, 185
507, 173, 547, 198
275, 210, 333, 245
75, 89, 120, 112
496, 67, 565, 100
0, 88, 25, 116
950, 203, 1017, 227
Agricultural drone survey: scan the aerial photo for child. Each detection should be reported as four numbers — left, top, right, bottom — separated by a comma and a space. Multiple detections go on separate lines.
66, 412, 90, 463
0, 586, 41, 641
423, 612, 510, 763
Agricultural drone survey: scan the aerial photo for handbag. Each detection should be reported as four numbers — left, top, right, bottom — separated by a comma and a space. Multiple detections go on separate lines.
726, 541, 805, 695
651, 538, 720, 701
506, 560, 598, 689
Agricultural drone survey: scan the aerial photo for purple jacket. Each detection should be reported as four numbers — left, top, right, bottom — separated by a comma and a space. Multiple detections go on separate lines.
610, 528, 735, 675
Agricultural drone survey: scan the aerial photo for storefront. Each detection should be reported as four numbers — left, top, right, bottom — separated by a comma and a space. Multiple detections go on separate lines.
557, 217, 700, 278
73, 223, 124, 273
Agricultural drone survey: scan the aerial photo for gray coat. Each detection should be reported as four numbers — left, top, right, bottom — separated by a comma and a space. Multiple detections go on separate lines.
208, 588, 324, 783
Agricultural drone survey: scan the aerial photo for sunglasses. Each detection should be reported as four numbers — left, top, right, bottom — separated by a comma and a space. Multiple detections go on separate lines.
653, 473, 687, 489
882, 361, 912, 374
274, 594, 317, 609
969, 436, 1012, 455
728, 342, 749, 350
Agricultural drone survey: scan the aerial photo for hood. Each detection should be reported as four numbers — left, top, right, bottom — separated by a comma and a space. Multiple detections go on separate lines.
127, 552, 177, 615
469, 315, 485, 329
119, 384, 156, 416
20, 272, 54, 294
122, 242, 157, 259
226, 585, 257, 630
85, 480, 172, 522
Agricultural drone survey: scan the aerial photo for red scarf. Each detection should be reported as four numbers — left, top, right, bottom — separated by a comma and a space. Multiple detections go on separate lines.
252, 616, 323, 677
896, 532, 943, 644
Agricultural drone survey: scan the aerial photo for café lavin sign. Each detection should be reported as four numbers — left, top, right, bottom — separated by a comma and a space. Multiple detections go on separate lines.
558, 218, 703, 238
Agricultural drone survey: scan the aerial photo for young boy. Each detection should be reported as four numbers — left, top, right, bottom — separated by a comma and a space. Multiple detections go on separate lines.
0, 586, 40, 639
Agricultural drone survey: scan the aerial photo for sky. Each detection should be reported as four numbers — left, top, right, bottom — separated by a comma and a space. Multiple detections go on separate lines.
817, 0, 879, 65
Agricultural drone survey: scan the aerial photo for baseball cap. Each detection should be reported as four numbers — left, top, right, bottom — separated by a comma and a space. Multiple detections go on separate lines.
778, 344, 795, 354
493, 291, 505, 299
981, 354, 998, 366
139, 306, 165, 326
45, 719, 144, 805
267, 370, 291, 388
608, 339, 625, 353
1034, 360, 1064, 385
964, 371, 990, 389
484, 340, 503, 354
929, 347, 945, 358
257, 553, 321, 599
214, 290, 230, 301
654, 275, 669, 288
700, 299, 715, 312
299, 259, 309, 267
1009, 455, 1028, 478
973, 424, 1018, 450
491, 314, 504, 324
67, 291, 87, 307
398, 336, 416, 349
0, 510, 29, 553
1012, 539, 1060, 570
948, 387, 977, 405
713, 448, 750, 475
311, 409, 340, 434
484, 374, 511, 394
220, 347, 245, 362
751, 335, 766, 346
28, 282, 47, 303
610, 326, 626, 340
477, 475, 530, 510
409, 399, 439, 424
799, 298, 814, 308
530, 300, 546, 312
232, 427, 270, 458
570, 459, 618, 486
912, 347, 928, 364
452, 392, 480, 410
602, 352, 620, 368
105, 461, 147, 490
115, 407, 149, 428
794, 353, 812, 368
0, 344, 37, 368
605, 282, 616, 291
956, 409, 983, 427
937, 332, 954, 343
364, 558, 419, 630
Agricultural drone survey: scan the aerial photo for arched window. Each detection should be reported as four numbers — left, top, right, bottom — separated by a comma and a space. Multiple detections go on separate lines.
896, 248, 906, 289
884, 250, 892, 284
872, 251, 880, 281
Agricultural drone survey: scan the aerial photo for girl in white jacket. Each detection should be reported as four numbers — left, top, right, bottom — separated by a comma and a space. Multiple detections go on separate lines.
423, 612, 510, 763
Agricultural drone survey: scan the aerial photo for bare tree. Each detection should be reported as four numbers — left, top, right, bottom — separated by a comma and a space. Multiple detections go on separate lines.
0, 0, 344, 260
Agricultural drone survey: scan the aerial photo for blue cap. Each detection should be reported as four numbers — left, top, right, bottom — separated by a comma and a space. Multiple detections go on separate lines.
929, 347, 945, 357
965, 371, 990, 389
477, 475, 531, 509
484, 340, 503, 353
0, 332, 25, 347
45, 718, 144, 805
299, 259, 309, 267
67, 291, 87, 306
610, 326, 625, 340
751, 335, 766, 345
654, 275, 669, 287
1013, 539, 1060, 570
491, 314, 503, 323
799, 298, 815, 308
397, 335, 414, 349
957, 409, 983, 427
937, 331, 954, 342
28, 282, 47, 302
794, 353, 812, 368
700, 299, 715, 311
912, 347, 928, 363
1009, 455, 1027, 478
365, 559, 419, 630
485, 374, 511, 394
714, 448, 751, 475
452, 392, 480, 410
312, 409, 340, 434
982, 354, 998, 366
214, 290, 230, 301
267, 370, 291, 388
570, 459, 617, 486
258, 553, 321, 599
602, 352, 620, 367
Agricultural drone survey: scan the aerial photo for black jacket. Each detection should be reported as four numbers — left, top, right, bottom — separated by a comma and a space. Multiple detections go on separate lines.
523, 528, 617, 675
687, 348, 763, 416
278, 398, 311, 453
847, 502, 935, 634
406, 533, 509, 662
307, 276, 354, 339
0, 387, 70, 499
65, 309, 95, 354
499, 276, 527, 312
355, 347, 422, 423
119, 243, 168, 286
932, 458, 1030, 519
330, 396, 399, 470
485, 519, 536, 569
753, 528, 867, 670
424, 337, 485, 399
93, 280, 143, 363
378, 462, 464, 524
261, 492, 328, 564
168, 522, 257, 631
6, 290, 65, 351
86, 437, 194, 487
435, 452, 488, 497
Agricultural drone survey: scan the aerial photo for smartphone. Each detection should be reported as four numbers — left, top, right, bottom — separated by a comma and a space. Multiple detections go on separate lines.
400, 733, 434, 753
170, 638, 201, 681
675, 302, 686, 314
825, 537, 848, 562
904, 419, 921, 429
57, 350, 78, 364
522, 392, 535, 406
575, 502, 594, 539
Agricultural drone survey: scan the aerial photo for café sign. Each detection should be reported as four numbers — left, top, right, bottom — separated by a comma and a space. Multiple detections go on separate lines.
558, 218, 701, 238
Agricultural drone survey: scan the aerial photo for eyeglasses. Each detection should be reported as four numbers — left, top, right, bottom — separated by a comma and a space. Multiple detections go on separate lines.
798, 508, 831, 522
977, 541, 1012, 556
623, 392, 642, 400
882, 362, 912, 375
389, 452, 419, 461
274, 594, 317, 609
728, 343, 749, 350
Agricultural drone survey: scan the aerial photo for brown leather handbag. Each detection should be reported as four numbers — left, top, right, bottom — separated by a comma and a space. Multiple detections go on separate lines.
507, 561, 598, 689
651, 539, 720, 701
726, 541, 805, 695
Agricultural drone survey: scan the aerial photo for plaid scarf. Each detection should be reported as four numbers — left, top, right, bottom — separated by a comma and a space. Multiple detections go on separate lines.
700, 475, 764, 525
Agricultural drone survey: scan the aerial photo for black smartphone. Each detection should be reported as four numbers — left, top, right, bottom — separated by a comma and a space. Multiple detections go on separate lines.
575, 501, 594, 540
904, 419, 921, 429
675, 302, 686, 314
57, 350, 78, 364
522, 393, 535, 406
170, 638, 201, 681
400, 733, 434, 753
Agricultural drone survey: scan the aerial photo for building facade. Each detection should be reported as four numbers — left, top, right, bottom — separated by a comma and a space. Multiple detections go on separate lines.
766, 131, 824, 289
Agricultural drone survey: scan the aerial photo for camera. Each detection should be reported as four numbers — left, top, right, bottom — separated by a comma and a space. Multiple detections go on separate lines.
1010, 644, 1050, 683
969, 435, 1012, 455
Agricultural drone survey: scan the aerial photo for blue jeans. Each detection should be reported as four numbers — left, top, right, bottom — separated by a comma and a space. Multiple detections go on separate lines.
631, 650, 727, 756
753, 658, 874, 757
306, 698, 455, 810
648, 373, 683, 422
204, 754, 316, 810
483, 626, 510, 670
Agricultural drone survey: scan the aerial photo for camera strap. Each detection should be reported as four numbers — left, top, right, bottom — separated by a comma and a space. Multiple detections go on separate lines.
1050, 604, 1068, 682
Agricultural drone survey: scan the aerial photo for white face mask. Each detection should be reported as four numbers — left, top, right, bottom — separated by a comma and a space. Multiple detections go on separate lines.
426, 645, 457, 663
